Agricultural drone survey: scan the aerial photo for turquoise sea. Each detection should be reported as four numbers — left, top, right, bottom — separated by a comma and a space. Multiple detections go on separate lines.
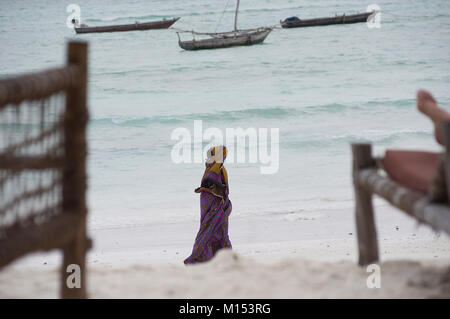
1, 0, 450, 229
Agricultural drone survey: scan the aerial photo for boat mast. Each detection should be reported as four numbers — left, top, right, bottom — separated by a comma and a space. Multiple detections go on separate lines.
234, 0, 240, 32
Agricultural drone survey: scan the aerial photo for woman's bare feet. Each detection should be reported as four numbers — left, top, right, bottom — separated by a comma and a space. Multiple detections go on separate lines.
416, 89, 449, 145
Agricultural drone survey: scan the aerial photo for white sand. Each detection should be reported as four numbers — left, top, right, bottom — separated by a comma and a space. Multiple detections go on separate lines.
1, 204, 450, 298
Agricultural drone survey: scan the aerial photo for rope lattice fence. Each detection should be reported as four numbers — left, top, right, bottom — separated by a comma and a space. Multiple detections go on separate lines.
0, 41, 89, 299
0, 92, 65, 239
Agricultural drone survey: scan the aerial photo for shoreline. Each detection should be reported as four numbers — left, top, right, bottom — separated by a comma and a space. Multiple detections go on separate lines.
1, 205, 449, 298
8, 203, 450, 267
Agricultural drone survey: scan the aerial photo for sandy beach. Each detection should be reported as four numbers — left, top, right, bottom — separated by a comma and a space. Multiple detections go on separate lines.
1, 204, 449, 298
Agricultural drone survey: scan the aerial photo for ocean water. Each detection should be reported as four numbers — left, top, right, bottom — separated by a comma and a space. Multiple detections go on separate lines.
1, 0, 450, 229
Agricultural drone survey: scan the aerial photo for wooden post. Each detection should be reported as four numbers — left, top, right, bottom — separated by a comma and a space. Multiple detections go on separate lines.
441, 121, 450, 202
61, 41, 89, 299
351, 144, 379, 266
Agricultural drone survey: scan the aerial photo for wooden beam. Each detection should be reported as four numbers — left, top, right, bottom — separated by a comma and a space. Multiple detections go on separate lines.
0, 213, 79, 269
358, 169, 423, 214
358, 168, 450, 235
0, 66, 79, 107
0, 155, 63, 170
351, 144, 379, 266
61, 41, 89, 299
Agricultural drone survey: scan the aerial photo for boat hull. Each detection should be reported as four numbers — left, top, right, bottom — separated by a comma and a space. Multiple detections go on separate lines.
179, 28, 272, 51
281, 12, 374, 28
75, 17, 180, 34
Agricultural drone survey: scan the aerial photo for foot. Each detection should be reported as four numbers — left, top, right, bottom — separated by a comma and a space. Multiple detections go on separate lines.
417, 89, 449, 145
416, 89, 445, 122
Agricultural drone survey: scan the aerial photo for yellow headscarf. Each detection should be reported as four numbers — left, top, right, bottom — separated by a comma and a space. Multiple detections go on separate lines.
202, 145, 228, 185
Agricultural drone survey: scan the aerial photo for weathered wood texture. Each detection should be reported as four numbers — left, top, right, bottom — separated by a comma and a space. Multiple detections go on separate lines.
179, 28, 272, 51
0, 214, 78, 268
61, 41, 89, 299
0, 41, 89, 299
0, 155, 64, 170
281, 11, 375, 28
0, 66, 79, 106
352, 130, 450, 266
75, 17, 179, 34
352, 144, 379, 266
357, 169, 450, 234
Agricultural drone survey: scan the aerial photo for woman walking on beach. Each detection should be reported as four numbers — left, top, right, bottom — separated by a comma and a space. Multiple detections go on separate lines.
184, 145, 232, 264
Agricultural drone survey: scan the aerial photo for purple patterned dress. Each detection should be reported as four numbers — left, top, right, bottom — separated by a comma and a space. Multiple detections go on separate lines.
184, 170, 232, 264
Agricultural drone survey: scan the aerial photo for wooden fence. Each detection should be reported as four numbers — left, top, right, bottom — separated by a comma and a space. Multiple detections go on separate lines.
0, 41, 90, 298
352, 123, 450, 266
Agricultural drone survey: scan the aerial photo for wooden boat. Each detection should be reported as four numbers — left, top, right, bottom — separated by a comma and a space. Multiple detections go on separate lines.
178, 27, 272, 50
177, 0, 272, 51
280, 11, 376, 28
73, 17, 180, 34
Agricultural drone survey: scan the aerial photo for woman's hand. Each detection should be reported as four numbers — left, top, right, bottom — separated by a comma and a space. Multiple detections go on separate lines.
194, 187, 205, 193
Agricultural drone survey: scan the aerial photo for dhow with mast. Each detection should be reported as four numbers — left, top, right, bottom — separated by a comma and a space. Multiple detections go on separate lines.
177, 0, 272, 51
